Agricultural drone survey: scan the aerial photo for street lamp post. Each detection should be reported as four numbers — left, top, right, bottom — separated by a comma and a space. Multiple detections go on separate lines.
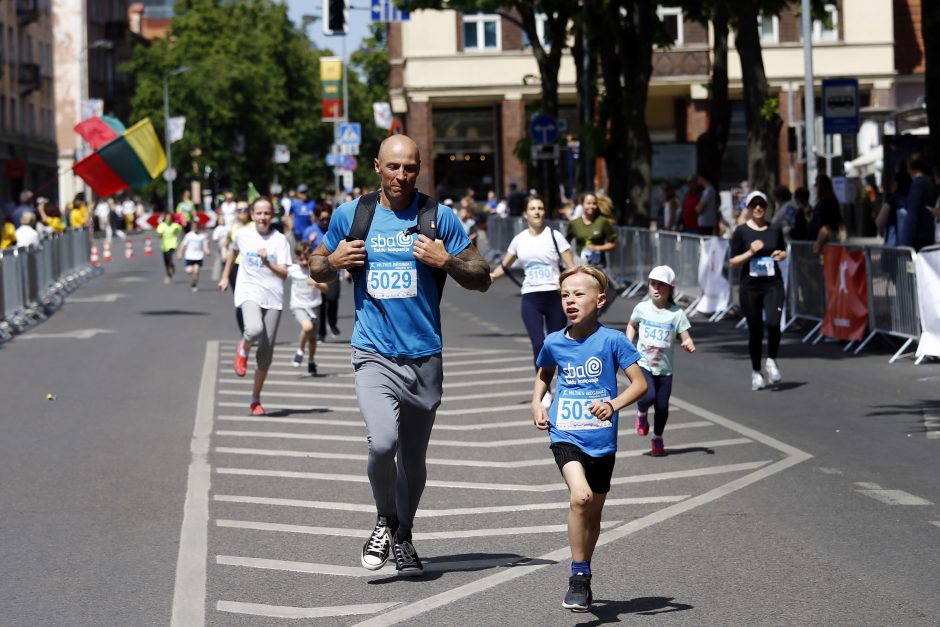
77, 39, 113, 198
163, 66, 191, 212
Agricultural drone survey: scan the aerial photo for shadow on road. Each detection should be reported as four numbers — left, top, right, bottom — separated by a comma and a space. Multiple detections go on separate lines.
663, 446, 715, 456
575, 596, 694, 624
367, 554, 555, 585
264, 408, 332, 417
766, 381, 807, 392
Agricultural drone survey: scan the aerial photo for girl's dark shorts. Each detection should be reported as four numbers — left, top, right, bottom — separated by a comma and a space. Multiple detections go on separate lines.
551, 442, 616, 494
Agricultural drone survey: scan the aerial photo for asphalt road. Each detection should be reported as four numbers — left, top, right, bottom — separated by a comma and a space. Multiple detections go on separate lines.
1, 232, 938, 626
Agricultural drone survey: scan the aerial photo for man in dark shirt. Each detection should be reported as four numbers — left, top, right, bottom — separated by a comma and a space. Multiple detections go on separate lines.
902, 153, 938, 251
506, 182, 527, 217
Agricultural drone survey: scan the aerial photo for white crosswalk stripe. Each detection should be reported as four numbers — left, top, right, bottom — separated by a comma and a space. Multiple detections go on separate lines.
173, 339, 810, 625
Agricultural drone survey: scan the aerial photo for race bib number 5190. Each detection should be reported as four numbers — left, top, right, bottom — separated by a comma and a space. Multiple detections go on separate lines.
367, 261, 418, 299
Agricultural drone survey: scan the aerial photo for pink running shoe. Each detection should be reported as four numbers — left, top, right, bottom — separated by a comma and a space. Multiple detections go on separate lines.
234, 340, 248, 377
250, 401, 265, 416
651, 436, 666, 457
635, 410, 649, 436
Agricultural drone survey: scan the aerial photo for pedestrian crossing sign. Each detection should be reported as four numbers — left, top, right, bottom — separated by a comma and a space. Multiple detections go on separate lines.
339, 123, 361, 146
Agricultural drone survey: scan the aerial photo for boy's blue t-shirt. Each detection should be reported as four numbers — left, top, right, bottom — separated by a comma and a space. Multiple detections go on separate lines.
536, 325, 641, 457
323, 195, 471, 358
290, 199, 315, 236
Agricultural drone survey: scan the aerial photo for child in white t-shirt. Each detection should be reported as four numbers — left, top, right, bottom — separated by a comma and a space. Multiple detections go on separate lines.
177, 220, 211, 291
288, 243, 328, 375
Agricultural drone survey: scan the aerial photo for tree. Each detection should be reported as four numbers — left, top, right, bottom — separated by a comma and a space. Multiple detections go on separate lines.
923, 0, 940, 168
124, 0, 336, 202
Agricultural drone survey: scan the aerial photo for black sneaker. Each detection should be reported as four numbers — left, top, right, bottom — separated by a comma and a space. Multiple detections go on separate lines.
392, 532, 424, 577
360, 515, 397, 571
307, 361, 317, 376
562, 574, 592, 612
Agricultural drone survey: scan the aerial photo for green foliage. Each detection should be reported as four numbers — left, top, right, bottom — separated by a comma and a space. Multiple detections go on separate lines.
124, 0, 388, 200
760, 95, 780, 122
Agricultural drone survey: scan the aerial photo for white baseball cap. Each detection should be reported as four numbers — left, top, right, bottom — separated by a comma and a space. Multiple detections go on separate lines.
745, 190, 768, 206
648, 265, 676, 286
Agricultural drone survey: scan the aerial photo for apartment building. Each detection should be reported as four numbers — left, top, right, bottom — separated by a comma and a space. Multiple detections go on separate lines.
390, 1, 924, 201
0, 0, 57, 204
54, 0, 136, 204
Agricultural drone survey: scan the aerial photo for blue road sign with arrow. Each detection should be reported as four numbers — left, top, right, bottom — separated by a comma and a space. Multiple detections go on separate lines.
530, 115, 559, 145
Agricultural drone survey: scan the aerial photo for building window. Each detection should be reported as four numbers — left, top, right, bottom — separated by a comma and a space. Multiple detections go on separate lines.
799, 3, 839, 42
759, 13, 779, 44
463, 12, 500, 51
26, 34, 32, 63
656, 5, 684, 46
523, 13, 552, 49
10, 27, 17, 64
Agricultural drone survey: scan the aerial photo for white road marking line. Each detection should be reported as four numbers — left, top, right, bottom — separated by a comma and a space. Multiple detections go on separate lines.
213, 438, 752, 467
66, 293, 126, 302
215, 519, 621, 539
931, 521, 940, 528
213, 421, 714, 447
439, 355, 533, 367
213, 494, 690, 516
351, 396, 812, 627
217, 555, 526, 577
170, 340, 217, 627
216, 416, 527, 431
924, 410, 940, 439
853, 483, 933, 506
216, 377, 535, 390
17, 328, 115, 340
214, 461, 769, 492
217, 389, 532, 403
217, 601, 402, 619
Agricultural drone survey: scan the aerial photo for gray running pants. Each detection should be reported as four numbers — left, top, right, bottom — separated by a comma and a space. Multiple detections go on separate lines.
240, 301, 281, 371
352, 348, 443, 533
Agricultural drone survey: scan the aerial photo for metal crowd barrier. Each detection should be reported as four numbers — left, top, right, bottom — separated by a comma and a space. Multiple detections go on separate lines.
855, 245, 919, 362
0, 228, 95, 341
485, 218, 925, 362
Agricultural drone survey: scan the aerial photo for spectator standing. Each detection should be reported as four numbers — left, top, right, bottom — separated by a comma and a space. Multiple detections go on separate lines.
94, 197, 113, 241
790, 187, 812, 241
769, 185, 796, 238
12, 191, 36, 228
122, 196, 138, 233
680, 175, 701, 232
14, 212, 41, 249
68, 193, 89, 229
566, 192, 617, 267
695, 172, 719, 235
656, 184, 679, 231
507, 182, 527, 217
286, 184, 315, 243
874, 166, 911, 247
458, 200, 479, 245
0, 212, 15, 249
901, 152, 939, 251
809, 175, 843, 253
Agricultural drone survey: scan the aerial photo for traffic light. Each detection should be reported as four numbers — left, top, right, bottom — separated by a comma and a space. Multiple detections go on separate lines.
323, 0, 348, 35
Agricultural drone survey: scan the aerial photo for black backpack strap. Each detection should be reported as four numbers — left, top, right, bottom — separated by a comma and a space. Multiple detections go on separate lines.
345, 191, 380, 279
416, 192, 447, 300
347, 191, 380, 242
549, 227, 564, 270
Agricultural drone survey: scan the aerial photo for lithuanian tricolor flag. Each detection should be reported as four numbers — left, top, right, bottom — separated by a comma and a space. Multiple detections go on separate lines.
72, 117, 167, 197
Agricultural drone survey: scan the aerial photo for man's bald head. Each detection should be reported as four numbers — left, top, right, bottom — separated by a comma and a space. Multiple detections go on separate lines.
377, 135, 420, 164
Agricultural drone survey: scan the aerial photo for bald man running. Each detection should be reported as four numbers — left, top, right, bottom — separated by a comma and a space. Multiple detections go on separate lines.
309, 135, 491, 576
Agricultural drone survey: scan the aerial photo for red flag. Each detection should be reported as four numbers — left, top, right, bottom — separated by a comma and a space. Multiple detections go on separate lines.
75, 116, 120, 150
72, 152, 129, 198
821, 247, 869, 341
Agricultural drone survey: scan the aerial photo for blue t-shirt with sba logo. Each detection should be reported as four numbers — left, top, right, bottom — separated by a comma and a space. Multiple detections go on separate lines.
536, 325, 641, 457
323, 195, 470, 359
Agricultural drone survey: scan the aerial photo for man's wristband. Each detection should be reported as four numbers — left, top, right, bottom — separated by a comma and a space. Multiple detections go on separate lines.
604, 401, 615, 413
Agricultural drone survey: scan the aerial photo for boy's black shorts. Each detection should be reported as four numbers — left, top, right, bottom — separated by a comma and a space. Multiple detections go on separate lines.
551, 442, 616, 494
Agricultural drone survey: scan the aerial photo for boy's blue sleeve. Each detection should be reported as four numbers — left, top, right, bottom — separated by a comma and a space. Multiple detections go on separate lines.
535, 336, 556, 368
322, 201, 356, 253
437, 204, 471, 257
616, 334, 641, 370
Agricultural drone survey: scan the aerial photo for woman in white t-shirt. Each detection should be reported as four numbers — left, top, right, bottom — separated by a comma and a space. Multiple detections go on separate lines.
218, 198, 291, 416
489, 194, 575, 366
177, 220, 211, 291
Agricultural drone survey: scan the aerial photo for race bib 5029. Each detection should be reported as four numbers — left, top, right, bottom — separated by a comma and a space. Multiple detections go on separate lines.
366, 261, 418, 299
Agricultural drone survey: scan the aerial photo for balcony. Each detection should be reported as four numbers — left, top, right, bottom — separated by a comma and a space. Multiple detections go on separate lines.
16, 0, 39, 25
18, 62, 40, 95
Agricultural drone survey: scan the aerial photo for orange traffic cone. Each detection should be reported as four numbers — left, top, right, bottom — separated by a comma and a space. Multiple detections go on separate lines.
125, 240, 135, 259
103, 241, 112, 262
144, 238, 153, 256
90, 244, 100, 266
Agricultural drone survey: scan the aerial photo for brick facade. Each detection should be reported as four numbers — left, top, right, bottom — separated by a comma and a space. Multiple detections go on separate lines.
406, 100, 434, 194
500, 97, 527, 196
895, 0, 925, 73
